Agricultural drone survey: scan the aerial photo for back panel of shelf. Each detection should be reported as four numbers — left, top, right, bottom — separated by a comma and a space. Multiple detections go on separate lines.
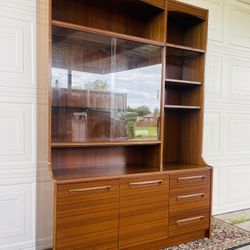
166, 47, 205, 83
166, 1, 207, 50
52, 0, 166, 42
163, 108, 203, 165
51, 144, 161, 180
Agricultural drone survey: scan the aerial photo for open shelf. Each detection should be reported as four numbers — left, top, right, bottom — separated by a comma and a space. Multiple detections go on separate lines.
52, 165, 160, 181
52, 144, 161, 180
166, 43, 205, 54
52, 140, 162, 148
166, 46, 204, 82
165, 83, 202, 107
167, 1, 207, 50
52, 0, 166, 42
166, 79, 201, 86
163, 109, 203, 164
164, 105, 200, 110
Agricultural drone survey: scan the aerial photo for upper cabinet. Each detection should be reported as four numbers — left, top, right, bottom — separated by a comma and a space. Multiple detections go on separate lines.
51, 26, 163, 143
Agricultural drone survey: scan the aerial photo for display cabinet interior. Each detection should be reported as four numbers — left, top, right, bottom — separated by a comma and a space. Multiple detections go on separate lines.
51, 26, 163, 143
52, 0, 166, 42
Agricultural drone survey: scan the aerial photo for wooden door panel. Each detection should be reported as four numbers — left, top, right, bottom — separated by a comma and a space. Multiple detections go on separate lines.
119, 175, 169, 248
55, 180, 119, 250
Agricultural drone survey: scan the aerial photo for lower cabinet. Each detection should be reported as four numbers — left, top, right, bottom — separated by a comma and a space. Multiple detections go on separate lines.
54, 169, 211, 249
119, 175, 169, 248
55, 180, 119, 250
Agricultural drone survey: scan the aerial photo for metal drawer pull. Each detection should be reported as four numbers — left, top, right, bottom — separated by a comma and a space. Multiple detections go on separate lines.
177, 193, 205, 201
129, 180, 162, 188
69, 185, 111, 193
177, 216, 204, 226
177, 175, 205, 182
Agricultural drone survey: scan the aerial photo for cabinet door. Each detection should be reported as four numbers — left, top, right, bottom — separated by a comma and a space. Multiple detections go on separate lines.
119, 175, 169, 249
55, 180, 119, 250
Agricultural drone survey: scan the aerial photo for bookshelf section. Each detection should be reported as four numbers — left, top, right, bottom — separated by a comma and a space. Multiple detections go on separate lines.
163, 0, 207, 167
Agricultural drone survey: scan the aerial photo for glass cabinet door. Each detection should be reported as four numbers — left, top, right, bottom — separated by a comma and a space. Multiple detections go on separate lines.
51, 26, 162, 142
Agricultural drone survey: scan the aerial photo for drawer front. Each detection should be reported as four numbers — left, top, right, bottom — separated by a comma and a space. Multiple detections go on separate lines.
169, 184, 210, 213
119, 175, 169, 248
169, 207, 210, 237
55, 180, 119, 250
170, 169, 211, 189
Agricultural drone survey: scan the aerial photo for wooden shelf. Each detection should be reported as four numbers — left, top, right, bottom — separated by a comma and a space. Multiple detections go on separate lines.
140, 0, 165, 10
52, 20, 165, 47
166, 43, 205, 53
165, 79, 201, 86
52, 165, 160, 182
52, 140, 162, 148
163, 162, 209, 171
164, 105, 201, 110
166, 43, 205, 58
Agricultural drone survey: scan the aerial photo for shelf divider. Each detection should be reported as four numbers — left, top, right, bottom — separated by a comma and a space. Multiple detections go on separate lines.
164, 105, 201, 110
52, 140, 162, 148
165, 78, 201, 86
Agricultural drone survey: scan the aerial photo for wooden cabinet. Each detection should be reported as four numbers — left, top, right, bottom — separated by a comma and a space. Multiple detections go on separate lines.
119, 175, 169, 248
55, 180, 119, 249
47, 0, 212, 249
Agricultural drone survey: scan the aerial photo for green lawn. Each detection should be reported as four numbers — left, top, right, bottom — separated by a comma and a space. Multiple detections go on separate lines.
135, 126, 158, 139
229, 217, 250, 225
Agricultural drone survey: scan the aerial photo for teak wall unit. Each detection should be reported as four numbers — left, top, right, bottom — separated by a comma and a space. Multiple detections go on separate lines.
48, 0, 212, 249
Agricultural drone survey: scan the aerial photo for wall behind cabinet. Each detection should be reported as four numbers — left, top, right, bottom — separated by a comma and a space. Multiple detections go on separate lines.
180, 0, 250, 215
0, 0, 37, 249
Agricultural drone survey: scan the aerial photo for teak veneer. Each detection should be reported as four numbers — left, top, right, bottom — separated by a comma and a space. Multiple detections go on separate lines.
47, 0, 212, 249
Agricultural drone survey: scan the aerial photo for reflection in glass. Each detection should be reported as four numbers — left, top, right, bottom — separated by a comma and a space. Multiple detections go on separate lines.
51, 26, 162, 142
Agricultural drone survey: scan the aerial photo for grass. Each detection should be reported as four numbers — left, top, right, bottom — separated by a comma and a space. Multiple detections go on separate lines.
135, 126, 157, 139
229, 217, 250, 225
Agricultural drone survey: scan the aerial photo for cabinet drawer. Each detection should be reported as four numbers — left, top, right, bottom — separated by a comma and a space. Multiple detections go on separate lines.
170, 169, 211, 189
119, 175, 169, 248
169, 208, 210, 237
55, 180, 119, 250
169, 184, 210, 213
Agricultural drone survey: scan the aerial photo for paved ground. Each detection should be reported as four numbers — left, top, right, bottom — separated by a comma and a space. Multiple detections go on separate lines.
215, 209, 250, 231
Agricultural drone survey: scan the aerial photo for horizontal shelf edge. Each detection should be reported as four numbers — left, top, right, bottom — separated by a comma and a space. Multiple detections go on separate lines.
51, 140, 162, 148
165, 79, 201, 85
164, 105, 201, 110
52, 20, 165, 46
166, 43, 205, 53
140, 0, 165, 10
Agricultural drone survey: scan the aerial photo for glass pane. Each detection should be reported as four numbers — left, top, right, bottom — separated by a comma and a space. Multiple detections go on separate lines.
114, 39, 162, 140
51, 26, 162, 142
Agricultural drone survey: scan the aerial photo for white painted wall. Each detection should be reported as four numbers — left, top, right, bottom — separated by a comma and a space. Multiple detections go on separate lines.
0, 0, 250, 249
0, 0, 37, 249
